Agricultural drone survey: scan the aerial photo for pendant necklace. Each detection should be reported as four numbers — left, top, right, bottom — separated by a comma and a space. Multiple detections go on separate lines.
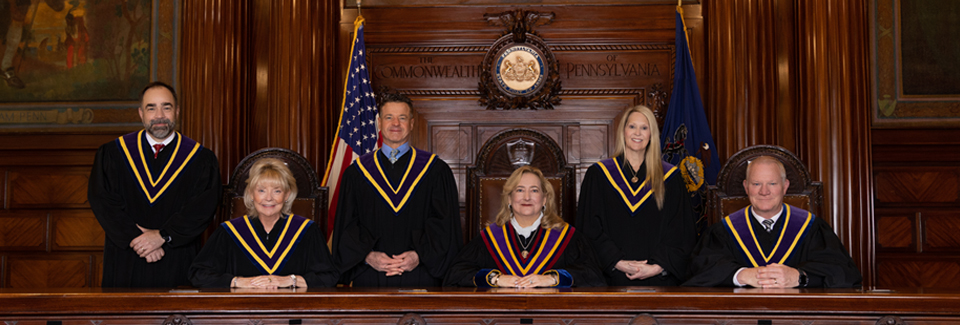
623, 159, 640, 183
517, 228, 539, 259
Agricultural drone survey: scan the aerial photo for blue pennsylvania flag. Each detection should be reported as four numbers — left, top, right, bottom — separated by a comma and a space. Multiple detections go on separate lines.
660, 8, 721, 234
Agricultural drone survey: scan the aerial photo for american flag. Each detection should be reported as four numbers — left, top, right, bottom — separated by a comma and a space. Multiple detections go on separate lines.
322, 16, 378, 238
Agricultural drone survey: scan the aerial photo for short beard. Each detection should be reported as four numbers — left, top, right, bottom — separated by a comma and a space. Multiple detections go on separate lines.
146, 118, 176, 140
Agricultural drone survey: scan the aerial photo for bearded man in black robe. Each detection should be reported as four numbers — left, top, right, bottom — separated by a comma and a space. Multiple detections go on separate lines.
88, 82, 221, 287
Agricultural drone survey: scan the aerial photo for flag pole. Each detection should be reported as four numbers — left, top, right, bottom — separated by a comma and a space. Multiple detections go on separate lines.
357, 0, 362, 18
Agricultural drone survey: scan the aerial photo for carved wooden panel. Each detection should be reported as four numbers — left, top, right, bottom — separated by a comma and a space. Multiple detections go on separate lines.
0, 212, 46, 250
877, 259, 960, 288
876, 215, 914, 250
8, 167, 91, 209
458, 126, 474, 163
578, 125, 609, 162
874, 168, 960, 204
431, 125, 462, 162
873, 129, 960, 289
52, 210, 105, 250
476, 125, 564, 152
5, 254, 92, 288
924, 213, 960, 250
565, 125, 581, 164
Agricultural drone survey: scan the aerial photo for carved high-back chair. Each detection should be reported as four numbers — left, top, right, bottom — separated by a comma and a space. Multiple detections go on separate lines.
220, 148, 329, 233
465, 129, 576, 242
707, 145, 823, 225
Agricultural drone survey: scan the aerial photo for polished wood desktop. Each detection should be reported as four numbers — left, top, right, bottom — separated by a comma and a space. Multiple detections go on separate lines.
1, 287, 958, 324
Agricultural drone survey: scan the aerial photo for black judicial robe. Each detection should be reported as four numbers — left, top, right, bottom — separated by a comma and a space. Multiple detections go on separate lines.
683, 205, 862, 288
332, 148, 462, 287
88, 131, 220, 287
575, 157, 696, 286
189, 215, 339, 288
443, 224, 606, 287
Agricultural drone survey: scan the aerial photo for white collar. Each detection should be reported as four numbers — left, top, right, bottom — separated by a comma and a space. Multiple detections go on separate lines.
510, 212, 543, 238
146, 132, 175, 149
751, 204, 784, 226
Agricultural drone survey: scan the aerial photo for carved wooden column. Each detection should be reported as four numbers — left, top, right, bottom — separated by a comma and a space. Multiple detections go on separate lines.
704, 0, 788, 155
180, 0, 253, 180
792, 0, 874, 287
180, 0, 341, 179
704, 0, 874, 285
249, 0, 341, 172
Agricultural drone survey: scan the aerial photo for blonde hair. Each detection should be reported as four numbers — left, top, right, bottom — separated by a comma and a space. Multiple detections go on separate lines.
492, 166, 566, 229
613, 105, 666, 209
243, 158, 298, 217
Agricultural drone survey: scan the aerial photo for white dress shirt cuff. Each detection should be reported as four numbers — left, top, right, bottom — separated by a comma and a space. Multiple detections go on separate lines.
732, 267, 747, 287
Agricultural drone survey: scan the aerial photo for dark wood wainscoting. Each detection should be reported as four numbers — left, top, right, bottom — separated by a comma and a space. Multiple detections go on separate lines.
0, 132, 125, 288
873, 129, 960, 288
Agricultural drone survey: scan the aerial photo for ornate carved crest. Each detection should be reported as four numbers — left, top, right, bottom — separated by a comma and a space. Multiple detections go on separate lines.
479, 10, 562, 110
647, 82, 668, 123
506, 138, 535, 167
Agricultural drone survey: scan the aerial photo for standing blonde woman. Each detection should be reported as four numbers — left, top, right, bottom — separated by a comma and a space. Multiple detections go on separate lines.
576, 105, 696, 286
444, 166, 605, 287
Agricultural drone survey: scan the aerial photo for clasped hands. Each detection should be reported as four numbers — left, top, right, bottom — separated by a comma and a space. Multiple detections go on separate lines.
366, 250, 420, 276
232, 275, 301, 289
616, 260, 663, 280
130, 225, 165, 263
737, 263, 800, 288
495, 274, 557, 288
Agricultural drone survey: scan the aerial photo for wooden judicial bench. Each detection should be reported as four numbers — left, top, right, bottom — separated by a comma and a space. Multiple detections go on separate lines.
1, 287, 959, 324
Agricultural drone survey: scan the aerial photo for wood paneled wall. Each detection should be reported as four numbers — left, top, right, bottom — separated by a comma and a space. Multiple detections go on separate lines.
0, 133, 119, 287
4, 0, 945, 289
873, 129, 960, 288
179, 0, 341, 181
350, 3, 688, 204
704, 0, 875, 286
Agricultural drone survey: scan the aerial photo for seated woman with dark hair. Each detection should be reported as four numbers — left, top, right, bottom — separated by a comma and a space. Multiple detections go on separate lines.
189, 158, 338, 288
444, 166, 605, 288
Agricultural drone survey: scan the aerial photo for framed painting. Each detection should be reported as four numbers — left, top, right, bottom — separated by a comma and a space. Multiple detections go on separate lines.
0, 0, 177, 132
872, 0, 960, 127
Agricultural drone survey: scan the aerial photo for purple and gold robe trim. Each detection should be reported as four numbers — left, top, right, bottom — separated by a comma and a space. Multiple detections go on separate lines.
223, 214, 312, 275
722, 204, 813, 267
355, 147, 436, 214
596, 158, 677, 214
117, 131, 201, 204
480, 224, 574, 277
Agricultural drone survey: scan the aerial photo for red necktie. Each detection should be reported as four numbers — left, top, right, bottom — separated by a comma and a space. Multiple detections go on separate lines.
153, 144, 165, 159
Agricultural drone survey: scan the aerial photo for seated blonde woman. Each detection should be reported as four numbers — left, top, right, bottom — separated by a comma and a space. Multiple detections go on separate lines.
189, 158, 338, 288
444, 166, 605, 288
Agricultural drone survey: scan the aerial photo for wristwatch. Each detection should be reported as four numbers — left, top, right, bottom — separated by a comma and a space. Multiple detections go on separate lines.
487, 271, 501, 287
798, 269, 809, 287
159, 229, 172, 244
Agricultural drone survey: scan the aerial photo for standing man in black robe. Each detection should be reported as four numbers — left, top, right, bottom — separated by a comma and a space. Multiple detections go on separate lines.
684, 156, 861, 288
332, 92, 462, 287
88, 82, 221, 287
